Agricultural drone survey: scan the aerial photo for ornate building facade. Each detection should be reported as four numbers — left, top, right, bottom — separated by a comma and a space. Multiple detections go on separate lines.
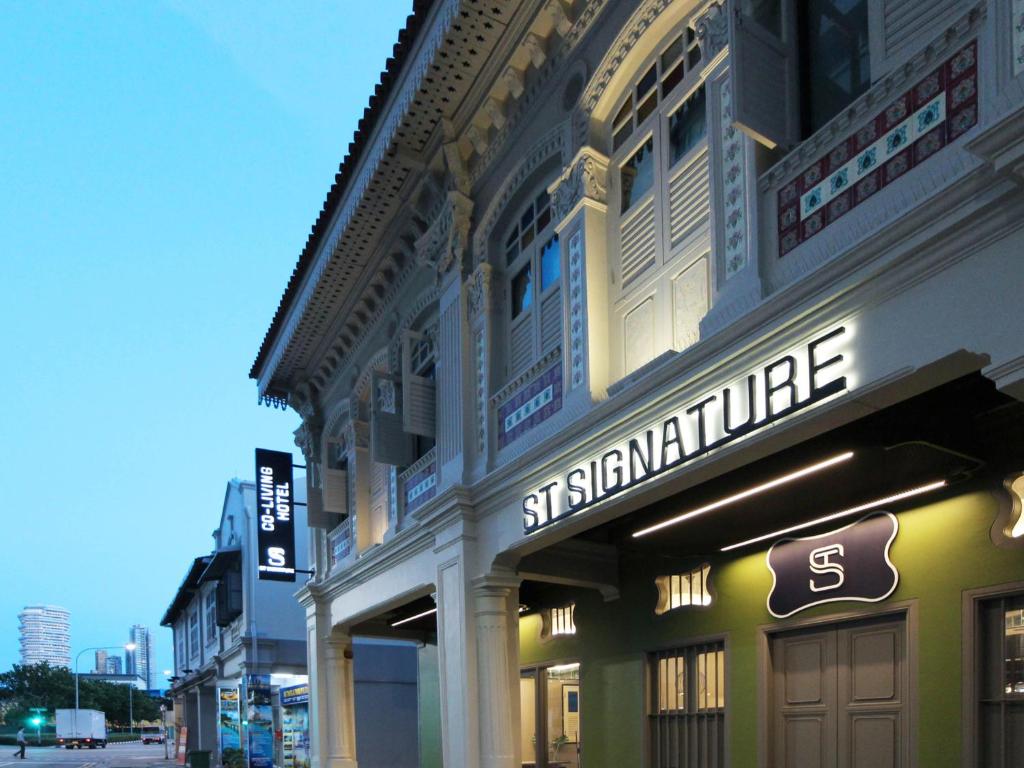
251, 1, 1024, 766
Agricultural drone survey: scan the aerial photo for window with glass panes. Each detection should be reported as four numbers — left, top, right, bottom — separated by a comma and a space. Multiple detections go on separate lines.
188, 611, 200, 658
648, 641, 725, 768
505, 188, 561, 377
610, 21, 711, 379
204, 591, 216, 642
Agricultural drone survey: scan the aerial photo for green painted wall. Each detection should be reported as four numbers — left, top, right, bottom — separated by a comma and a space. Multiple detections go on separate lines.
417, 643, 443, 768
518, 489, 1024, 767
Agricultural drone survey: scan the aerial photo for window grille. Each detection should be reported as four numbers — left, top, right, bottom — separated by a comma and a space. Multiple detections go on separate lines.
543, 604, 576, 638
976, 593, 1024, 766
655, 564, 712, 615
648, 641, 725, 768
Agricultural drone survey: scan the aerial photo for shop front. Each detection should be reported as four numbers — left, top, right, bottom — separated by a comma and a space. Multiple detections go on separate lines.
509, 370, 1024, 768
279, 684, 311, 768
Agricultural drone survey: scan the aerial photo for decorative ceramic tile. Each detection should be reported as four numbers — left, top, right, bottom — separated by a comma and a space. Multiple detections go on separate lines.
404, 461, 437, 513
778, 41, 978, 257
496, 363, 563, 448
568, 231, 585, 388
720, 79, 749, 279
1015, 0, 1024, 77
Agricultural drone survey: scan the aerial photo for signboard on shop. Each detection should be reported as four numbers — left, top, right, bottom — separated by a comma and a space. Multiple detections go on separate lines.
521, 326, 851, 534
766, 512, 900, 618
254, 448, 296, 582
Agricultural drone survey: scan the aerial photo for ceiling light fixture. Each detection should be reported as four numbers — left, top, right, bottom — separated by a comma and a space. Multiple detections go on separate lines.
632, 451, 854, 539
390, 607, 437, 628
720, 479, 947, 551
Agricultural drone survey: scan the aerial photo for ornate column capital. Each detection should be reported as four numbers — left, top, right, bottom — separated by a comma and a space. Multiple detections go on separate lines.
548, 146, 610, 223
694, 1, 728, 61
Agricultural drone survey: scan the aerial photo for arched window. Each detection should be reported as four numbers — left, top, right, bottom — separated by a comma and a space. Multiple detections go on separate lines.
608, 20, 711, 380
505, 187, 561, 377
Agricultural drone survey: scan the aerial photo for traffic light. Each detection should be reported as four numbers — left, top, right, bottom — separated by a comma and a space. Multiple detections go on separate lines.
28, 716, 42, 727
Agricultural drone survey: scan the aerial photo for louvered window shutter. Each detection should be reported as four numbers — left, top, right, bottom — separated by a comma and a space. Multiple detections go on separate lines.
305, 471, 330, 529
322, 467, 348, 517
729, 0, 799, 149
402, 331, 437, 437
371, 371, 414, 466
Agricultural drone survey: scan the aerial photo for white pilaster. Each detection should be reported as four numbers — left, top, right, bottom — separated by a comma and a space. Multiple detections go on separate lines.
436, 552, 480, 768
322, 630, 358, 768
472, 572, 522, 768
549, 146, 611, 403
700, 42, 765, 336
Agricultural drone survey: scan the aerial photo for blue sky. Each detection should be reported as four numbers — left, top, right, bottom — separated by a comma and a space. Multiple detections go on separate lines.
0, 0, 412, 683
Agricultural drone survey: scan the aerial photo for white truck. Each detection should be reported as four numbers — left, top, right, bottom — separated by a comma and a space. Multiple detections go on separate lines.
56, 709, 107, 749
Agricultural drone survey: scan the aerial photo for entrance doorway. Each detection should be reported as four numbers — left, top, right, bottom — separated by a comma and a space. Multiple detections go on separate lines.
768, 614, 910, 767
521, 662, 581, 768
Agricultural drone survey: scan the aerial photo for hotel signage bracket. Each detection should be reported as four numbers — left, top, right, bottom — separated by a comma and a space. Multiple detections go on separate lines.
254, 448, 296, 582
522, 326, 850, 534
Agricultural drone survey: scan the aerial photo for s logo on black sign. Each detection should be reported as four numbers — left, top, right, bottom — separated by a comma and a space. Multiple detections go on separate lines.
766, 513, 899, 618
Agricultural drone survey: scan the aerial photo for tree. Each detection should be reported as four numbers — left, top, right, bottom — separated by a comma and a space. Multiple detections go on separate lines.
0, 663, 161, 725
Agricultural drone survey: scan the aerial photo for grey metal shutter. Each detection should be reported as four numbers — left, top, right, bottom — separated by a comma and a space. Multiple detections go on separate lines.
371, 371, 414, 466
402, 331, 437, 437
729, 0, 799, 149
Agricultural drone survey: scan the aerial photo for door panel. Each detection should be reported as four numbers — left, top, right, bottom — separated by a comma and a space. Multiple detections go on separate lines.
838, 620, 907, 768
773, 630, 837, 768
771, 617, 908, 768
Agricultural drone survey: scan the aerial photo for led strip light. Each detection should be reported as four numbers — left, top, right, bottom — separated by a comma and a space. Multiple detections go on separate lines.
390, 607, 437, 627
631, 452, 854, 539
720, 480, 947, 552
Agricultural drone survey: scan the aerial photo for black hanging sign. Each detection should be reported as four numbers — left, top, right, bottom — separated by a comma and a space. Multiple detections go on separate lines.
766, 512, 898, 618
254, 448, 296, 582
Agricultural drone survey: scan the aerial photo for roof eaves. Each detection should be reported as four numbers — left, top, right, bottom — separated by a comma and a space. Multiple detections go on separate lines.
249, 0, 438, 391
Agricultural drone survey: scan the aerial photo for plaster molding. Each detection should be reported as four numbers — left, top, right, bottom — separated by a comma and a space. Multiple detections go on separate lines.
416, 191, 474, 277
693, 1, 727, 61
472, 120, 570, 259
549, 145, 610, 222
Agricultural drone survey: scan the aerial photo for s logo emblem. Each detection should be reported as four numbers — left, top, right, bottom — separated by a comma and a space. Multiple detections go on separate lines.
808, 543, 845, 592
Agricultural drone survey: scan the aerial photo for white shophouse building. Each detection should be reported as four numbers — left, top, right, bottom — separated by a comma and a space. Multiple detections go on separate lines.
250, 2, 1024, 768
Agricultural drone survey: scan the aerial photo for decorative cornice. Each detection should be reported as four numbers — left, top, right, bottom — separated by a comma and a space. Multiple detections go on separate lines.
548, 145, 610, 222
256, 0, 462, 394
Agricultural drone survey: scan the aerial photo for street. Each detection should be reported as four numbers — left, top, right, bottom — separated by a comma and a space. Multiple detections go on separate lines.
0, 742, 170, 768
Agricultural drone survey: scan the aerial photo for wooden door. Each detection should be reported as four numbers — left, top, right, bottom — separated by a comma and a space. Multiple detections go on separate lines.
771, 617, 907, 768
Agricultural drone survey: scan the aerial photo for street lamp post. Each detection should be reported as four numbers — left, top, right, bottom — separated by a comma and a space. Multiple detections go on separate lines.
74, 643, 136, 739
162, 670, 173, 761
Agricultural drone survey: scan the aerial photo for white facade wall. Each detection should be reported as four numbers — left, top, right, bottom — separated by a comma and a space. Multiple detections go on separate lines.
252, 1, 1024, 767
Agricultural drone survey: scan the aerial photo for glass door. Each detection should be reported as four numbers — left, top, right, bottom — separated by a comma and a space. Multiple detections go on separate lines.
521, 662, 581, 768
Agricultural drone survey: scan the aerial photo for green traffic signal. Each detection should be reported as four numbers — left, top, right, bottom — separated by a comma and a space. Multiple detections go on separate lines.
28, 716, 42, 726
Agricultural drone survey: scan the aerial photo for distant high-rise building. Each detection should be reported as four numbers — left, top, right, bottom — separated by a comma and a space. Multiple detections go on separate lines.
126, 625, 153, 689
94, 649, 107, 673
18, 605, 71, 667
105, 655, 122, 674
